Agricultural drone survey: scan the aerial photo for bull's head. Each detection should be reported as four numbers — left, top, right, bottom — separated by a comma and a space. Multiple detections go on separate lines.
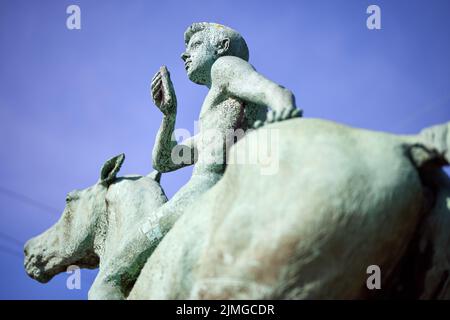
24, 154, 125, 283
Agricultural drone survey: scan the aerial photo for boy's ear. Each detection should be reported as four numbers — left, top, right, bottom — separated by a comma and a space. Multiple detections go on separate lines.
216, 38, 230, 56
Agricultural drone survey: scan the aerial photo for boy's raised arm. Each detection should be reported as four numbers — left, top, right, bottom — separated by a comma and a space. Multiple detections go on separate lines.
151, 66, 197, 172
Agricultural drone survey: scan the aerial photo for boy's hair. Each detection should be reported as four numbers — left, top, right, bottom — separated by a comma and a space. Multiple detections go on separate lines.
184, 22, 250, 61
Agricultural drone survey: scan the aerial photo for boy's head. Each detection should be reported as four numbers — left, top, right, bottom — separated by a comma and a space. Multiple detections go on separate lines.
181, 22, 249, 85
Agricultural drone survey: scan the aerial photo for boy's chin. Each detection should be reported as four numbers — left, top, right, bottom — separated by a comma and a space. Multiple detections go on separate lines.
187, 71, 207, 85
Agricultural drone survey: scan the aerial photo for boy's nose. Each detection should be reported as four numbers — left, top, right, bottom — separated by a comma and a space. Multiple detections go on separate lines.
181, 52, 189, 61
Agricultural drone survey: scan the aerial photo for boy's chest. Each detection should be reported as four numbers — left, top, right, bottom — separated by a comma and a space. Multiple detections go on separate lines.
198, 89, 244, 131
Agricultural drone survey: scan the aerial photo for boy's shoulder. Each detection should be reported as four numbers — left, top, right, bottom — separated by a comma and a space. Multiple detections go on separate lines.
213, 55, 247, 67
211, 56, 254, 85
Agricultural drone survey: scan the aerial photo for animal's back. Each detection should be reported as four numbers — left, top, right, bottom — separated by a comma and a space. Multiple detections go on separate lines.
129, 118, 426, 299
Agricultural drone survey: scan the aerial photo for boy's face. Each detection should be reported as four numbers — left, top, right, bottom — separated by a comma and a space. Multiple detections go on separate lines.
181, 30, 217, 85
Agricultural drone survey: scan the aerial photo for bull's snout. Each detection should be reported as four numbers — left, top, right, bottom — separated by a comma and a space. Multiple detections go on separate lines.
23, 238, 32, 257
23, 237, 54, 283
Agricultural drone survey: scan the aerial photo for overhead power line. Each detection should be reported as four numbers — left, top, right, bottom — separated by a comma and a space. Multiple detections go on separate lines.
0, 186, 59, 214
0, 244, 23, 259
0, 231, 24, 248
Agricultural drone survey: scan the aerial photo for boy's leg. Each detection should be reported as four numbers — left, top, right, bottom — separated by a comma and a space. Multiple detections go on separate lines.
89, 221, 158, 299
141, 173, 220, 241
91, 174, 220, 299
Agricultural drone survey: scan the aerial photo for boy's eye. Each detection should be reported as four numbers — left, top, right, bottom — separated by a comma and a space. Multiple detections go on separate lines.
192, 41, 202, 48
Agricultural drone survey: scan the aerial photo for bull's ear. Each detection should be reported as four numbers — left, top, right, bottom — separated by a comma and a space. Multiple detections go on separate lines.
100, 153, 125, 186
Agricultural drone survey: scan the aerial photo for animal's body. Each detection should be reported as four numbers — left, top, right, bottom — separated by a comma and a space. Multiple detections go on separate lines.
24, 119, 450, 300
128, 118, 450, 299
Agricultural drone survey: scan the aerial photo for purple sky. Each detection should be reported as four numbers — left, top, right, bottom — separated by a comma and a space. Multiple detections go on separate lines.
0, 0, 449, 299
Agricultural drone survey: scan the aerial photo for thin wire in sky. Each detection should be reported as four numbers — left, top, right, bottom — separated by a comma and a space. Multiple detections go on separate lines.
0, 185, 59, 215
0, 231, 24, 248
0, 244, 23, 259
394, 95, 450, 132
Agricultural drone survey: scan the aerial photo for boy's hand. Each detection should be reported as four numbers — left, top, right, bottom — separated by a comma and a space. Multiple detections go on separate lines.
253, 107, 302, 129
151, 66, 177, 116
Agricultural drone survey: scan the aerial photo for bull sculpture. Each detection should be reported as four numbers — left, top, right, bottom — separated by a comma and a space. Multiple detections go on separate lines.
25, 119, 450, 299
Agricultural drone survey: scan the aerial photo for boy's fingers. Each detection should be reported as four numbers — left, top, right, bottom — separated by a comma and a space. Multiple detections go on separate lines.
152, 73, 162, 88
160, 66, 169, 81
160, 70, 172, 93
154, 89, 162, 104
151, 82, 162, 96
279, 109, 290, 121
152, 72, 161, 82
253, 120, 263, 129
277, 107, 301, 122
163, 90, 172, 104
152, 86, 162, 100
152, 75, 161, 86
151, 79, 161, 90
267, 110, 275, 123
291, 108, 302, 118
160, 65, 169, 76
279, 108, 289, 121
159, 67, 177, 108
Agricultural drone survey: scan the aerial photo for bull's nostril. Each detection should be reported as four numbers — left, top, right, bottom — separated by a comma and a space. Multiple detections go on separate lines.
24, 239, 32, 253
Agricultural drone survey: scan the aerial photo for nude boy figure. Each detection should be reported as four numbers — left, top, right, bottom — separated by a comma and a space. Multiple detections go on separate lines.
88, 22, 301, 299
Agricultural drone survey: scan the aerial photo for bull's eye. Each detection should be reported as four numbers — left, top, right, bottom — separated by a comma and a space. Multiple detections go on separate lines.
66, 191, 79, 203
